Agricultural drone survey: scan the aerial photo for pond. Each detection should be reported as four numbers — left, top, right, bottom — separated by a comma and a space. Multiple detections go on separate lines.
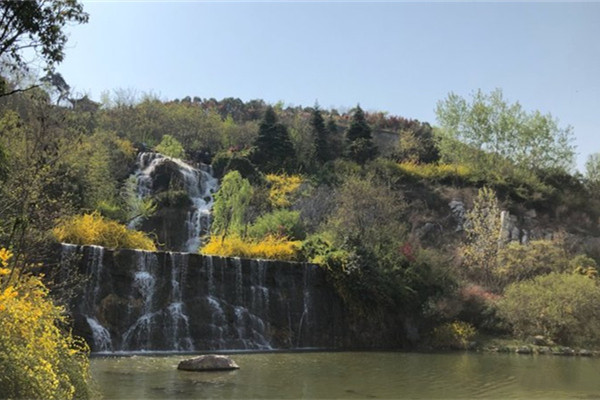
91, 351, 600, 399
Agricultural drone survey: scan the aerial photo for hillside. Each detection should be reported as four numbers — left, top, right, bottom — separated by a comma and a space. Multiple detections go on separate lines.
1, 86, 600, 352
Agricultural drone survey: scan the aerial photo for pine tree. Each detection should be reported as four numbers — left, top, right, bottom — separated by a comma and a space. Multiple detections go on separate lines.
312, 106, 331, 163
252, 106, 295, 172
345, 105, 377, 164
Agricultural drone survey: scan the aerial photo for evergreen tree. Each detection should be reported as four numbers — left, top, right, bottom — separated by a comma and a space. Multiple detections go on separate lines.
252, 106, 295, 172
326, 117, 341, 161
345, 105, 377, 164
312, 106, 331, 163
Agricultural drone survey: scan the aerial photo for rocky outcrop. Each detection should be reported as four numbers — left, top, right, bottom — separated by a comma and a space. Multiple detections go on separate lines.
178, 355, 239, 371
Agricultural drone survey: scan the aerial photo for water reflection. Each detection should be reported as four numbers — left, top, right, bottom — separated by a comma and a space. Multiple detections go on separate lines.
91, 352, 600, 399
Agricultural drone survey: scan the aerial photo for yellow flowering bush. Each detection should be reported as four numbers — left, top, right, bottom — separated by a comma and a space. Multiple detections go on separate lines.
265, 173, 303, 208
202, 234, 301, 261
53, 211, 156, 250
0, 249, 91, 399
431, 321, 477, 350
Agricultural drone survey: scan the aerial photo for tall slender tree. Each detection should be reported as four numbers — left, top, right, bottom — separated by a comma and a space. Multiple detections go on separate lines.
312, 105, 332, 163
345, 105, 377, 164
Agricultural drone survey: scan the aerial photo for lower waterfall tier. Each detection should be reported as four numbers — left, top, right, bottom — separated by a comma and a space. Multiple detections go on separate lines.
60, 245, 352, 352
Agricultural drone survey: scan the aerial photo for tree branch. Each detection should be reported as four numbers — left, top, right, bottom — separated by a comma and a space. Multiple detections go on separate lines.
0, 84, 39, 98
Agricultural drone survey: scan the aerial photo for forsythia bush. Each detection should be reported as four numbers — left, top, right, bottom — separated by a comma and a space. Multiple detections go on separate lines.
265, 173, 303, 208
53, 211, 156, 250
202, 234, 301, 261
431, 321, 477, 349
0, 249, 90, 399
397, 162, 472, 181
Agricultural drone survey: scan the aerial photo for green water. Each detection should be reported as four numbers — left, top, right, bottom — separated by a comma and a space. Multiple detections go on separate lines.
91, 351, 600, 399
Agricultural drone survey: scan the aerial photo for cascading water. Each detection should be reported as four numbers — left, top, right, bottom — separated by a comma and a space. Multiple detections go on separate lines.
65, 246, 340, 353
164, 252, 194, 351
130, 152, 218, 252
61, 244, 113, 352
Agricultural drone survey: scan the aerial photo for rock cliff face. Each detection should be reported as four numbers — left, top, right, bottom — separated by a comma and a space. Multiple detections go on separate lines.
61, 244, 359, 353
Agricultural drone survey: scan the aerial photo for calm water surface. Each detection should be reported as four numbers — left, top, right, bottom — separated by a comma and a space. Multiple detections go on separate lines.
91, 351, 600, 399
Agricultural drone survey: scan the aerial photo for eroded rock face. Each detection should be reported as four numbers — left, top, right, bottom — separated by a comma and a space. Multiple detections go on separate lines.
177, 355, 240, 371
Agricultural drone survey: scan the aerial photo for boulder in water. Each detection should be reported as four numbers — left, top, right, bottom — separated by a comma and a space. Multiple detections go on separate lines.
177, 355, 240, 371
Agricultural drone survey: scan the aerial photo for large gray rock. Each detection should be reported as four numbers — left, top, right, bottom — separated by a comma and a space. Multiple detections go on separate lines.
178, 355, 240, 371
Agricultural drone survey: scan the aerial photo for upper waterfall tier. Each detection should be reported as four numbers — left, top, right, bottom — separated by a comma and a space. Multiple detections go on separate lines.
130, 152, 218, 253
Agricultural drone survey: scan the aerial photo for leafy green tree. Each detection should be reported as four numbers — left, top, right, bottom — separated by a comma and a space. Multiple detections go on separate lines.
585, 152, 600, 192
396, 122, 439, 163
498, 273, 600, 346
435, 89, 575, 172
327, 174, 406, 265
459, 187, 502, 289
0, 0, 88, 95
345, 105, 377, 164
155, 134, 185, 159
211, 171, 253, 240
495, 239, 569, 284
252, 106, 295, 172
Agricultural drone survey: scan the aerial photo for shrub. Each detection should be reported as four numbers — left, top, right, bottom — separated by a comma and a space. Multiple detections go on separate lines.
52, 212, 156, 250
154, 134, 185, 159
265, 173, 303, 208
498, 273, 600, 346
0, 249, 91, 399
201, 234, 301, 261
431, 321, 477, 349
211, 149, 259, 181
495, 239, 569, 284
396, 162, 473, 183
248, 209, 305, 240
569, 254, 599, 279
153, 189, 192, 208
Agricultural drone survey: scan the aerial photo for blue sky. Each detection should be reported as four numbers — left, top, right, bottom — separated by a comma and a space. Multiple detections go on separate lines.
59, 1, 600, 171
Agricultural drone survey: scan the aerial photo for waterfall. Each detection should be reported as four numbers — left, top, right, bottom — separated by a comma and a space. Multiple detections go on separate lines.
130, 152, 218, 252
66, 245, 337, 353
122, 250, 159, 350
164, 252, 194, 351
61, 244, 113, 352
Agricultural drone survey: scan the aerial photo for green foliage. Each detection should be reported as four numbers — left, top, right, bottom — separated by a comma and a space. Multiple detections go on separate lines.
396, 162, 473, 183
211, 171, 253, 238
459, 187, 502, 288
498, 273, 600, 346
495, 239, 569, 283
436, 88, 575, 172
585, 153, 600, 193
252, 106, 295, 172
152, 189, 192, 208
431, 321, 477, 350
212, 148, 259, 181
569, 254, 599, 279
0, 1, 89, 78
248, 209, 305, 240
396, 122, 440, 164
312, 106, 335, 164
154, 134, 185, 159
345, 106, 377, 164
326, 174, 406, 264
121, 176, 157, 225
